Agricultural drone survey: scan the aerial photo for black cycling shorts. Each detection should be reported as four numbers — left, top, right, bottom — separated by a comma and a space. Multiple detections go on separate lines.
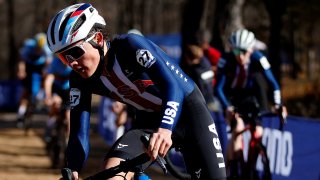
106, 86, 227, 180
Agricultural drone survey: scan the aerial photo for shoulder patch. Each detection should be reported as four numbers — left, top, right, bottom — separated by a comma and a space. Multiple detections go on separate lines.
70, 88, 81, 108
260, 57, 271, 69
136, 49, 156, 68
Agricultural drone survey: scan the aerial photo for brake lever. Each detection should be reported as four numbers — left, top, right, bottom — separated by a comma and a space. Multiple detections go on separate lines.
140, 135, 168, 174
277, 105, 287, 131
61, 168, 74, 180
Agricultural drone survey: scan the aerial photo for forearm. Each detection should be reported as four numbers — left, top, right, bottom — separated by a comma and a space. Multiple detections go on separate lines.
67, 111, 91, 172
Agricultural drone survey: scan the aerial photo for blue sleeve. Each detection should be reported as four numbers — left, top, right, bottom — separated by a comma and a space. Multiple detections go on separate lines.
46, 58, 58, 74
263, 67, 281, 105
125, 34, 194, 130
66, 72, 92, 172
20, 40, 34, 62
252, 51, 281, 105
215, 58, 230, 110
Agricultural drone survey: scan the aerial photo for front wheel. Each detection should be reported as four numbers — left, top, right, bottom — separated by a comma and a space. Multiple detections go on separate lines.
164, 149, 191, 180
246, 142, 271, 180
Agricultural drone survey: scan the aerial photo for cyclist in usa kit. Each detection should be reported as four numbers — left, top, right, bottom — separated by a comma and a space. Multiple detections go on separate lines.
47, 3, 226, 180
16, 33, 53, 128
215, 29, 287, 175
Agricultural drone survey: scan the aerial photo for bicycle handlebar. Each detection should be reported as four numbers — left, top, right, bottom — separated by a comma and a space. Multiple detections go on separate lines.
61, 135, 168, 180
61, 153, 151, 180
233, 107, 287, 133
140, 135, 168, 174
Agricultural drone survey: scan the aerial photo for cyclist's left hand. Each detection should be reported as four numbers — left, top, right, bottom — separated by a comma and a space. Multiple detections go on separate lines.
148, 128, 172, 160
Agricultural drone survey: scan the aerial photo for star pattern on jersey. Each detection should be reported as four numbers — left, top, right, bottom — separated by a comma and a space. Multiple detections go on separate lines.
166, 61, 187, 82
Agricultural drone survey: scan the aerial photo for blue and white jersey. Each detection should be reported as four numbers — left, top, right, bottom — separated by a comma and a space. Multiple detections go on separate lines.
215, 51, 281, 109
46, 57, 72, 90
20, 38, 52, 66
67, 34, 195, 171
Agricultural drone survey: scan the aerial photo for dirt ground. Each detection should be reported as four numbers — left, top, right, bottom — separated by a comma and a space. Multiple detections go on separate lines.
0, 112, 174, 180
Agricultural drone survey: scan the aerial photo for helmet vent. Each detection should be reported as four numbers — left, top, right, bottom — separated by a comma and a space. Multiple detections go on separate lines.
71, 14, 86, 34
59, 12, 72, 41
50, 12, 61, 45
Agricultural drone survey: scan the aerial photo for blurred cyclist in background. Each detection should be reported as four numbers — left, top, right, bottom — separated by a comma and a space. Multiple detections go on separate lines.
215, 28, 287, 175
43, 56, 72, 143
16, 32, 53, 128
47, 3, 226, 180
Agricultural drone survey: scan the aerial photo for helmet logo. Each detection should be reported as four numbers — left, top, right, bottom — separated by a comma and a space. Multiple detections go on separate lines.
70, 30, 79, 43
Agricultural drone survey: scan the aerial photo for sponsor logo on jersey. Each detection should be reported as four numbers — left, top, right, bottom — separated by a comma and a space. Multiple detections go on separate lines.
117, 143, 129, 149
208, 123, 226, 168
70, 88, 80, 108
195, 169, 202, 179
162, 101, 179, 125
136, 49, 156, 68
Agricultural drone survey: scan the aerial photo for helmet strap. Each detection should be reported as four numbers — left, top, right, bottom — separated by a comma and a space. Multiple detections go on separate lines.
89, 40, 105, 78
89, 39, 105, 58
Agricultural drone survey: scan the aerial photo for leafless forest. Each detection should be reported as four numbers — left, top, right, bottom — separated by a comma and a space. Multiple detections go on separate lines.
1, 0, 320, 117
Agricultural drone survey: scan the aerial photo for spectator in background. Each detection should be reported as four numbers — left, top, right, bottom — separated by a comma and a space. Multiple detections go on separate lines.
180, 44, 215, 110
16, 32, 53, 128
197, 29, 222, 87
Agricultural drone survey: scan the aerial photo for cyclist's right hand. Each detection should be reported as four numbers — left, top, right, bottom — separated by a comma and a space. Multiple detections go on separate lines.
72, 171, 79, 180
148, 128, 172, 161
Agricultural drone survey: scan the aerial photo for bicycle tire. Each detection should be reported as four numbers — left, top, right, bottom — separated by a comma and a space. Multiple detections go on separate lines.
246, 142, 271, 180
258, 142, 271, 180
23, 105, 33, 136
50, 116, 68, 168
164, 152, 191, 180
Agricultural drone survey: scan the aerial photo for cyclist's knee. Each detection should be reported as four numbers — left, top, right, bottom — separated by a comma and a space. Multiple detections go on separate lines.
104, 157, 134, 180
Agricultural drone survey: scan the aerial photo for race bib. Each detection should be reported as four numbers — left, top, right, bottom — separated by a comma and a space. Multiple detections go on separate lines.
70, 88, 81, 108
136, 49, 156, 68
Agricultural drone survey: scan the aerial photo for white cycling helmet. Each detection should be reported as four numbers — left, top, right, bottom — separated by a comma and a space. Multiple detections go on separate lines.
229, 29, 256, 51
47, 3, 106, 53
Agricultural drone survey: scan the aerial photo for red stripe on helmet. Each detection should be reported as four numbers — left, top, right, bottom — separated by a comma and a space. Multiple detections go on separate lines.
70, 10, 83, 18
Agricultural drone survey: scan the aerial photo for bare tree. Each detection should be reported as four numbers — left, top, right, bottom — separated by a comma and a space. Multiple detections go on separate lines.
224, 0, 245, 50
181, 0, 206, 45
211, 0, 229, 51
263, 0, 286, 82
7, 0, 18, 79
